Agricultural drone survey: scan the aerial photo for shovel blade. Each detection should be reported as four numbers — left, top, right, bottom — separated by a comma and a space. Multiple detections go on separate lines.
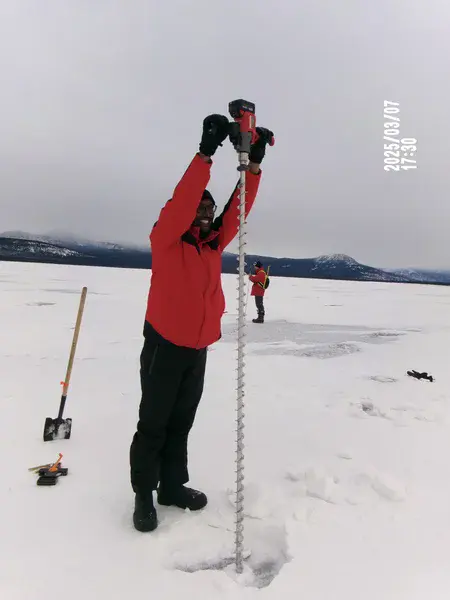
43, 417, 72, 442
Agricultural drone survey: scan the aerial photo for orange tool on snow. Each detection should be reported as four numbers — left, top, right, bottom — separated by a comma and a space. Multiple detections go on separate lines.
34, 453, 69, 486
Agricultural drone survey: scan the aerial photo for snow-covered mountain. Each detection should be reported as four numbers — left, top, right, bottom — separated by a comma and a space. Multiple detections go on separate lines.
310, 254, 408, 283
0, 236, 85, 259
222, 252, 417, 284
0, 231, 149, 269
384, 267, 450, 285
0, 231, 448, 285
314, 253, 358, 266
0, 230, 138, 252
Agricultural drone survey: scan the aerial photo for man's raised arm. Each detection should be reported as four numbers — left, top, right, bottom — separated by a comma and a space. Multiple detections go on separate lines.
215, 126, 274, 250
150, 114, 230, 248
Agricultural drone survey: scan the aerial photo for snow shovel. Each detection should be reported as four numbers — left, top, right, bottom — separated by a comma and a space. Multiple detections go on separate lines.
43, 286, 88, 442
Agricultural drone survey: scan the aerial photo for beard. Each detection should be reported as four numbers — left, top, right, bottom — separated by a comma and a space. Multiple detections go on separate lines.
194, 216, 212, 237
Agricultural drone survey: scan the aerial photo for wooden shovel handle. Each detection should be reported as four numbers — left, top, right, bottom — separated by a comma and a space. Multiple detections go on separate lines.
61, 286, 87, 397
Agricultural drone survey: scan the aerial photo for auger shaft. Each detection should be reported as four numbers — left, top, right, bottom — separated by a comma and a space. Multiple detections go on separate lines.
228, 98, 256, 575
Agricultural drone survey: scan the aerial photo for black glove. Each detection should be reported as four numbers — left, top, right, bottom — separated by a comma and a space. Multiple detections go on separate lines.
199, 114, 230, 157
249, 127, 274, 164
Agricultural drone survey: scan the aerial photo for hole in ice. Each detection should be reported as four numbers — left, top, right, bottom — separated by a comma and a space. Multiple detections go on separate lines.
173, 522, 291, 588
175, 550, 290, 588
220, 320, 405, 359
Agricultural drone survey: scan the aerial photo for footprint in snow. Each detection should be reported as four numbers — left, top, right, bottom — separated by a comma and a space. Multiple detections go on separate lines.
285, 468, 341, 504
336, 452, 353, 460
349, 400, 391, 420
367, 375, 398, 383
353, 470, 407, 502
26, 302, 56, 307
360, 400, 387, 417
285, 466, 406, 507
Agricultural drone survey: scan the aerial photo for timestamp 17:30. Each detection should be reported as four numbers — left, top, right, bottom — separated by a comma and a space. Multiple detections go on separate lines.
384, 100, 417, 172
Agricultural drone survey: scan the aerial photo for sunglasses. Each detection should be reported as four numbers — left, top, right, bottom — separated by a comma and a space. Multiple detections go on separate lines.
197, 203, 216, 216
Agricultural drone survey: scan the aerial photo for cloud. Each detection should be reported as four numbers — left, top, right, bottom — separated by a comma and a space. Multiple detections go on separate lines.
0, 0, 449, 268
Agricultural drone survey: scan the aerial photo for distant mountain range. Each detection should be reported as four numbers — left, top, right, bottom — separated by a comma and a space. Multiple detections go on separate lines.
1, 230, 449, 286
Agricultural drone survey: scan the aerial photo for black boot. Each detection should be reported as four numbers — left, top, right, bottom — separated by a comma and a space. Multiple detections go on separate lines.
157, 485, 207, 511
133, 493, 158, 532
252, 315, 264, 323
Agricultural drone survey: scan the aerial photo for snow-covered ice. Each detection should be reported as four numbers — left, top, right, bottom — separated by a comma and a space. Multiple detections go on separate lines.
2, 260, 450, 599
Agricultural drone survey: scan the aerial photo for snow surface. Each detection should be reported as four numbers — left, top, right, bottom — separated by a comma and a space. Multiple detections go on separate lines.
2, 261, 450, 599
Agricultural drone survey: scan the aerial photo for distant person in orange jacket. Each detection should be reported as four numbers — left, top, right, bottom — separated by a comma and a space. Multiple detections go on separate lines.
249, 261, 268, 323
129, 113, 274, 533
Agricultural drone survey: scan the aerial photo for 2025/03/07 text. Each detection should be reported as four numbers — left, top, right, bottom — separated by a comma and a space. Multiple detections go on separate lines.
384, 101, 417, 172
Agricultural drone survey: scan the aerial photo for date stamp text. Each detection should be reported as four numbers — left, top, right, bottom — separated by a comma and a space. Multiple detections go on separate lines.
384, 101, 417, 172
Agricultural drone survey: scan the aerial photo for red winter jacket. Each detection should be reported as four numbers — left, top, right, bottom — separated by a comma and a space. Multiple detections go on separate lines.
249, 267, 267, 297
145, 153, 261, 349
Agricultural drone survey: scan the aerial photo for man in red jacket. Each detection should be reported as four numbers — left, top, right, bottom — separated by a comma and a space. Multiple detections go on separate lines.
130, 114, 274, 532
249, 261, 268, 323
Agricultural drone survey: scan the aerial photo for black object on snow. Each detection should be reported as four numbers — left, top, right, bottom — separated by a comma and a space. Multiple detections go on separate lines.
407, 370, 434, 382
36, 454, 69, 486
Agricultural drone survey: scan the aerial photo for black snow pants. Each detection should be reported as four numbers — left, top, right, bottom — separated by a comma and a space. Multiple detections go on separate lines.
129, 322, 207, 497
255, 295, 265, 317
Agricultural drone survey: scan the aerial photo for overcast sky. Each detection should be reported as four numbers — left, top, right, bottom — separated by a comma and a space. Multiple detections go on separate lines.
0, 0, 449, 268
